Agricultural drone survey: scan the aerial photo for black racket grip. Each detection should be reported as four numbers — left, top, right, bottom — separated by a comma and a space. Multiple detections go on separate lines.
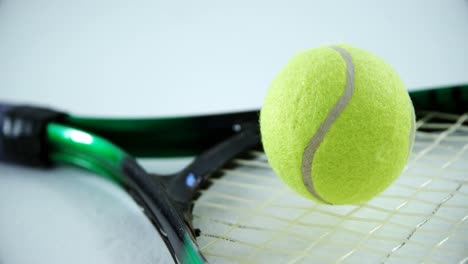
0, 103, 13, 163
0, 102, 65, 166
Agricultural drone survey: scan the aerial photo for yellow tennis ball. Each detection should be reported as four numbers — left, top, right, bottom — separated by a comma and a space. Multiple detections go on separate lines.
260, 44, 415, 205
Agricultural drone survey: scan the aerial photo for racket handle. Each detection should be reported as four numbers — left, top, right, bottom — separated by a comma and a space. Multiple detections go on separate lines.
0, 103, 13, 162
0, 102, 65, 166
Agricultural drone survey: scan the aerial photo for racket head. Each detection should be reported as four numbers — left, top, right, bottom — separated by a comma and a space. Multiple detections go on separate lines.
190, 85, 468, 263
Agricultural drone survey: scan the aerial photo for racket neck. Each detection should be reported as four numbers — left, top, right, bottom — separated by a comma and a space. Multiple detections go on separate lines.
165, 125, 260, 206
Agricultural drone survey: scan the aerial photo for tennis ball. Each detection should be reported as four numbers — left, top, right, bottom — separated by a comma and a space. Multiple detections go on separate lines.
260, 44, 415, 205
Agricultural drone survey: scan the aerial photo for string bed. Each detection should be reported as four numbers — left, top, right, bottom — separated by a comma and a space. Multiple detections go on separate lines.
193, 112, 468, 263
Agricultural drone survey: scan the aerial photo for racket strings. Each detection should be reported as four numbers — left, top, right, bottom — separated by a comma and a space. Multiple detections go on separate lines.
193, 111, 468, 263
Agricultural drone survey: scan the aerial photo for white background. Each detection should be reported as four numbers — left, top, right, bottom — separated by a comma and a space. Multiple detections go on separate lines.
0, 1, 468, 263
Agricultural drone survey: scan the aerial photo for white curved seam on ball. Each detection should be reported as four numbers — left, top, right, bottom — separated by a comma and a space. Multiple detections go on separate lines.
301, 46, 355, 204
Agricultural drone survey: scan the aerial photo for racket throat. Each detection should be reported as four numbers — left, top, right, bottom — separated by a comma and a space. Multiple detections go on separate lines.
165, 125, 260, 205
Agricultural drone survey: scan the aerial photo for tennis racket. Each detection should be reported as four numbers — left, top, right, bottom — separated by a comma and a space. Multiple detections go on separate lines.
1, 85, 467, 263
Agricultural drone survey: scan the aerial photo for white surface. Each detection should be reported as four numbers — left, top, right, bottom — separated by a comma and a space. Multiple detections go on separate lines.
1, 0, 468, 116
0, 164, 172, 264
0, 1, 468, 263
